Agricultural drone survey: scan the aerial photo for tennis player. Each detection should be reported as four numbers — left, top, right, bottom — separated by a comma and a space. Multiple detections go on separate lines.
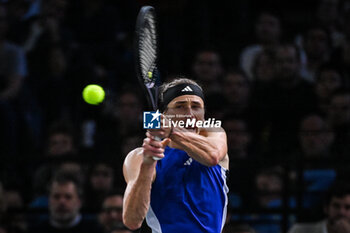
123, 78, 229, 232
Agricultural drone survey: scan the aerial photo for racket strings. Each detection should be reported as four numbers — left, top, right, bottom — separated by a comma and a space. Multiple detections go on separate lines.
139, 15, 157, 87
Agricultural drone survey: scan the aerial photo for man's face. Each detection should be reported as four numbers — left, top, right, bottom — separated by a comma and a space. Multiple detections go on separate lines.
90, 164, 114, 192
329, 94, 350, 127
256, 13, 281, 44
48, 133, 74, 156
117, 93, 142, 122
193, 52, 223, 82
325, 195, 350, 226
275, 46, 300, 83
223, 73, 250, 105
256, 174, 282, 207
305, 28, 329, 59
255, 52, 275, 81
99, 195, 123, 231
299, 115, 333, 157
224, 120, 250, 153
316, 70, 342, 100
165, 95, 205, 133
49, 182, 81, 224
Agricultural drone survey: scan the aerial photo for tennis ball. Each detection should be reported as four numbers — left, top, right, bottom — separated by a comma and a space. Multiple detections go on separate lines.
82, 84, 105, 105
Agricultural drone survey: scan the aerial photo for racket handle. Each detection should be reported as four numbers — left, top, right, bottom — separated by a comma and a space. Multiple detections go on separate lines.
153, 136, 163, 160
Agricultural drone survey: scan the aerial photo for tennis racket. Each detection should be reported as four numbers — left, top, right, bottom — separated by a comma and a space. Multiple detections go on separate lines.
135, 6, 163, 160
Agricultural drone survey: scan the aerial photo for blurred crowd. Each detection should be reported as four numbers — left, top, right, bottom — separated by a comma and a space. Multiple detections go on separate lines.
1, 0, 350, 232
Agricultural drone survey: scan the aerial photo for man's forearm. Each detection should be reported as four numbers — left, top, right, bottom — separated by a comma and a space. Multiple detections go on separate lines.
123, 162, 156, 230
170, 130, 223, 166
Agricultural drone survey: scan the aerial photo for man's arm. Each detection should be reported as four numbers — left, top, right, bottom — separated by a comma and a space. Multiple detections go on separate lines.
122, 137, 170, 230
169, 127, 227, 167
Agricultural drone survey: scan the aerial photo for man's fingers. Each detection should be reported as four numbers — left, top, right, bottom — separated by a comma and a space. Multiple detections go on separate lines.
146, 130, 167, 140
162, 138, 171, 147
143, 143, 165, 154
144, 137, 163, 148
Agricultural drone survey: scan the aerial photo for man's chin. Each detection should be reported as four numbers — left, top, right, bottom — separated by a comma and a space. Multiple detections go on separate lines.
52, 213, 75, 224
329, 217, 348, 226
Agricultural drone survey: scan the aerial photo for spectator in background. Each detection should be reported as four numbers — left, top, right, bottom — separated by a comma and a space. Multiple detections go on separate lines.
223, 117, 252, 159
250, 49, 276, 153
0, 4, 27, 156
30, 121, 79, 209
240, 11, 281, 79
314, 64, 344, 114
222, 70, 252, 119
98, 191, 131, 233
299, 25, 332, 82
260, 44, 317, 156
252, 48, 276, 84
294, 114, 337, 208
254, 167, 286, 208
330, 8, 350, 78
85, 163, 115, 211
95, 88, 144, 157
29, 171, 101, 233
120, 134, 143, 160
299, 114, 335, 159
191, 49, 224, 95
23, 0, 75, 127
327, 89, 350, 156
249, 167, 292, 233
289, 181, 350, 233
315, 0, 344, 48
30, 162, 86, 211
223, 117, 255, 210
2, 188, 26, 233
2, 189, 23, 210
46, 121, 77, 157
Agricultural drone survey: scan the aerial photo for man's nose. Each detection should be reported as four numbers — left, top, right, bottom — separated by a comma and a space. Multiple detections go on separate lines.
184, 106, 195, 117
57, 197, 68, 205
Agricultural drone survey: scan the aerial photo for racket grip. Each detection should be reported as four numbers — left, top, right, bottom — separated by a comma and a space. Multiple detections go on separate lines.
153, 136, 163, 160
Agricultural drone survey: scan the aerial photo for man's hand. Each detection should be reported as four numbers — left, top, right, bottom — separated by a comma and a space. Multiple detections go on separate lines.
143, 131, 170, 163
148, 114, 173, 139
332, 219, 350, 233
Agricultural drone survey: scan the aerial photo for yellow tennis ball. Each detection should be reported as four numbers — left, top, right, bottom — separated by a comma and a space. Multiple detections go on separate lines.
82, 84, 105, 105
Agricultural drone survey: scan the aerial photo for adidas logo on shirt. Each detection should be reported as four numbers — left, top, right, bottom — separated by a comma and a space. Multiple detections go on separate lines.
181, 86, 193, 92
184, 158, 193, 166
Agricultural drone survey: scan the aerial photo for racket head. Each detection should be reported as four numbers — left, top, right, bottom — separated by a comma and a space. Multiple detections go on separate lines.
135, 6, 159, 110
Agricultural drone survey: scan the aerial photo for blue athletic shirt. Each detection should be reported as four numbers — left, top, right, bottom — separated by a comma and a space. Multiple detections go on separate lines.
146, 147, 229, 233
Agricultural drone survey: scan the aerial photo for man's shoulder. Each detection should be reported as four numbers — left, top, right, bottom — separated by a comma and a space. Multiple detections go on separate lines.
289, 220, 326, 233
125, 147, 143, 161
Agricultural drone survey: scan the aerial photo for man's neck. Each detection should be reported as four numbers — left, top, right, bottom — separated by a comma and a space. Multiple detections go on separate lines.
50, 214, 82, 229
